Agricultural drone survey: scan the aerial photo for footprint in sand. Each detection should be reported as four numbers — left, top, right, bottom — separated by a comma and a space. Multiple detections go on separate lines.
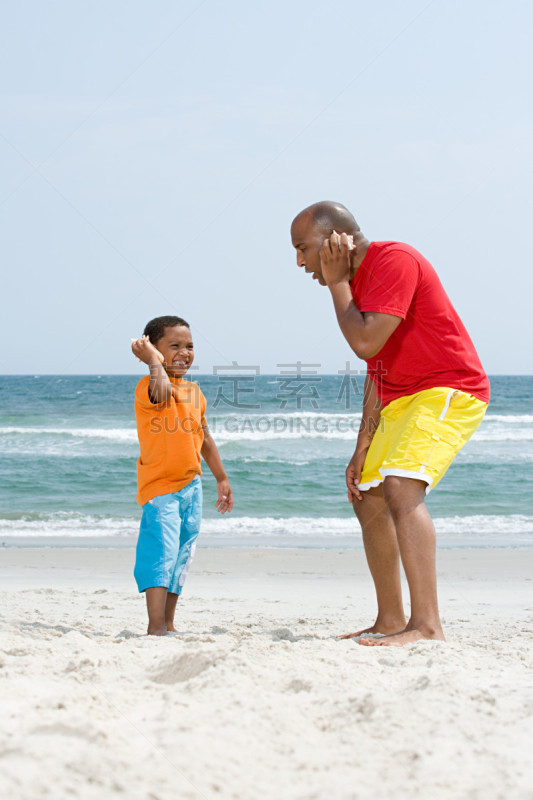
151, 651, 224, 684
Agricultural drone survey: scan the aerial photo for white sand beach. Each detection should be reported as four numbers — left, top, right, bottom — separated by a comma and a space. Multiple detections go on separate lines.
1, 546, 532, 800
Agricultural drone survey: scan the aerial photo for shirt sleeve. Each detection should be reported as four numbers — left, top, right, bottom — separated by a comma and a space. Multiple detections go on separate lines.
358, 248, 421, 319
134, 376, 172, 411
200, 389, 207, 428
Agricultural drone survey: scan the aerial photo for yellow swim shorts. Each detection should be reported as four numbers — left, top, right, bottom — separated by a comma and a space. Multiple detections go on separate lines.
358, 387, 488, 494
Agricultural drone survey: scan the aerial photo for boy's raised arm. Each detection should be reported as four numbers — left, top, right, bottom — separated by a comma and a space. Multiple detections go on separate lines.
131, 337, 172, 404
201, 429, 233, 514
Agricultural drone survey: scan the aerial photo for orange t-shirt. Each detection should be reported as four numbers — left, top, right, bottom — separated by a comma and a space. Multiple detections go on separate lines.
134, 376, 207, 506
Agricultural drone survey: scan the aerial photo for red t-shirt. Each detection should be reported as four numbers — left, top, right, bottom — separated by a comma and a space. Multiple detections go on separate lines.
350, 241, 490, 407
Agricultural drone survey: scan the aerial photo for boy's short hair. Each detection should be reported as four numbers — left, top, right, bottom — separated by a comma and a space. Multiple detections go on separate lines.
143, 315, 190, 345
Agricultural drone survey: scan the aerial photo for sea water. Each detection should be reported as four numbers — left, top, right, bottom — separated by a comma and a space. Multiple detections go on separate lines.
0, 374, 532, 549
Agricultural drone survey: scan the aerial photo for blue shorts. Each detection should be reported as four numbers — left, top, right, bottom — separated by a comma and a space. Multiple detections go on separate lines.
134, 476, 202, 595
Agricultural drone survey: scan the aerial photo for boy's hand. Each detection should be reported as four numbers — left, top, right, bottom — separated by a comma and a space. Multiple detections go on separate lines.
319, 231, 355, 286
215, 479, 233, 514
131, 336, 164, 366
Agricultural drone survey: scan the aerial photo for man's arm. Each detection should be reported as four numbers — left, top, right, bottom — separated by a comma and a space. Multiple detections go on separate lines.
329, 285, 401, 360
201, 428, 233, 513
346, 374, 382, 502
320, 232, 402, 360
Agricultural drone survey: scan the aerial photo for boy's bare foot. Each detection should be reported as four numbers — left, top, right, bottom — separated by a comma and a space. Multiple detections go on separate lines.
147, 626, 168, 636
359, 625, 445, 647
338, 615, 406, 640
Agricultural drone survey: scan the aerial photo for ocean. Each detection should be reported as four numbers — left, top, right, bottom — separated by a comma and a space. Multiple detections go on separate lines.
1, 374, 532, 549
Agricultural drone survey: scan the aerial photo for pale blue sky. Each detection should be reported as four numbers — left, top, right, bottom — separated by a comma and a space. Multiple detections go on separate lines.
1, 0, 531, 374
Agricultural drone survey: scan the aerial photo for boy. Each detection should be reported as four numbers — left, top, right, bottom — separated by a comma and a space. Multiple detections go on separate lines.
131, 315, 233, 636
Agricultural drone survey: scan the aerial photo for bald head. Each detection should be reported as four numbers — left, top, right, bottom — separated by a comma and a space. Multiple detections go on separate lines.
291, 201, 360, 239
290, 200, 362, 286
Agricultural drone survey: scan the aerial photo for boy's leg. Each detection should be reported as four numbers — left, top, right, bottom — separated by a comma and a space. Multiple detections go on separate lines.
339, 485, 406, 638
360, 475, 444, 647
145, 587, 168, 636
134, 493, 182, 635
167, 478, 203, 629
165, 592, 179, 632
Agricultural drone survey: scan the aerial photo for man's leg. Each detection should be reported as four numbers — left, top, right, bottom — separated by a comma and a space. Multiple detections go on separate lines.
339, 485, 406, 638
360, 475, 445, 646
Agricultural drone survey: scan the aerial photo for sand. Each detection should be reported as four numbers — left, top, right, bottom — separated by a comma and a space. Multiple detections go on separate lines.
1, 546, 532, 800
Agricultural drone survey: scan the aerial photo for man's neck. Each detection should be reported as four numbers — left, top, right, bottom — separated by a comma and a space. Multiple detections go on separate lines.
348, 235, 371, 282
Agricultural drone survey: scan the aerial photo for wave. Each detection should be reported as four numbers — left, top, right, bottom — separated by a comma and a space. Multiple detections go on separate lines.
0, 427, 138, 442
0, 512, 137, 538
1, 512, 532, 541
203, 514, 533, 537
483, 414, 533, 423
1, 410, 533, 446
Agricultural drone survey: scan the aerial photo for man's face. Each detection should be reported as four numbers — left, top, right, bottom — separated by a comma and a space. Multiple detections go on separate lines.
291, 215, 327, 286
154, 325, 194, 377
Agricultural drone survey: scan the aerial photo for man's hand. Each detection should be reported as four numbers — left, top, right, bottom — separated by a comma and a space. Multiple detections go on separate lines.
215, 479, 233, 514
346, 448, 369, 502
319, 231, 355, 286
131, 336, 164, 366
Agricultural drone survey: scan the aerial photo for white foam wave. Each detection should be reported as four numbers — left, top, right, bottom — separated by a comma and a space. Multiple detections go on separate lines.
0, 513, 137, 538
212, 412, 362, 421
215, 430, 358, 443
1, 410, 533, 446
433, 514, 533, 535
0, 427, 138, 442
472, 430, 533, 442
483, 414, 533, 423
1, 513, 532, 540
201, 514, 533, 537
200, 516, 357, 536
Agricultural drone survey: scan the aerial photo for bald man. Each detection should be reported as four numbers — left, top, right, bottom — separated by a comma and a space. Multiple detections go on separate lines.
291, 201, 490, 646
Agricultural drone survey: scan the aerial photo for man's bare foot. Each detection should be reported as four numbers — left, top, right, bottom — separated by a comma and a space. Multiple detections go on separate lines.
166, 624, 178, 633
338, 616, 406, 640
359, 626, 445, 647
147, 626, 167, 636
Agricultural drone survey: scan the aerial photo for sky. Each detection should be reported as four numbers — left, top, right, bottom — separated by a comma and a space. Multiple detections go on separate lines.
1, 0, 532, 375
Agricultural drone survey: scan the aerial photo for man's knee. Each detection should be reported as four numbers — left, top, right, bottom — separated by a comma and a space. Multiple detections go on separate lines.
382, 476, 426, 517
352, 484, 386, 524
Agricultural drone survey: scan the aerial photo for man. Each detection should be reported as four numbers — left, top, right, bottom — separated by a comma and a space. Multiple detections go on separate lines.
290, 201, 489, 646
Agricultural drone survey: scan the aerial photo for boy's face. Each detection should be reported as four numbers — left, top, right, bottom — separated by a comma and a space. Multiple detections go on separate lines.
154, 325, 194, 377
